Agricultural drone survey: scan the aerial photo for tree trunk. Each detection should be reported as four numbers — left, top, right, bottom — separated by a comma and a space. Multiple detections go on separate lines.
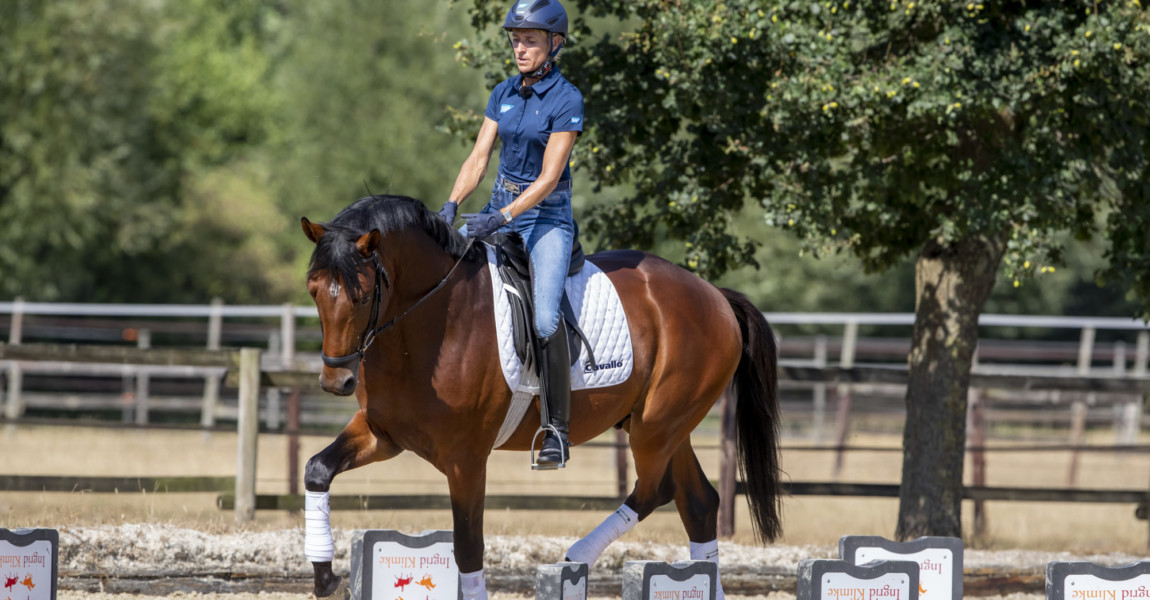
896, 234, 1007, 540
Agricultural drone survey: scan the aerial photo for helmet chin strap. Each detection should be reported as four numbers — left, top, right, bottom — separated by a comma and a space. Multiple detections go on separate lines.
523, 60, 553, 82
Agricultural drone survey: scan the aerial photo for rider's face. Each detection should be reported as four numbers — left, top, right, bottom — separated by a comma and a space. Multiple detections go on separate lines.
509, 28, 556, 75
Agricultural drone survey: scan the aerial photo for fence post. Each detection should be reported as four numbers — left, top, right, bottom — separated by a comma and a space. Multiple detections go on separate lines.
832, 320, 858, 478
3, 297, 24, 421
282, 303, 300, 498
812, 335, 828, 442
236, 347, 261, 523
201, 298, 223, 428
1136, 332, 1149, 377
615, 427, 628, 499
1113, 341, 1139, 447
134, 329, 151, 426
265, 331, 281, 431
718, 387, 737, 538
967, 386, 987, 543
1068, 326, 1095, 487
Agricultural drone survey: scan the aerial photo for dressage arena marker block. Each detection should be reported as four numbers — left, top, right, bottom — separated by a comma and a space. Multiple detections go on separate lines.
536, 562, 588, 600
350, 530, 460, 600
797, 559, 920, 600
0, 528, 58, 600
1046, 561, 1150, 600
621, 560, 717, 600
839, 536, 962, 600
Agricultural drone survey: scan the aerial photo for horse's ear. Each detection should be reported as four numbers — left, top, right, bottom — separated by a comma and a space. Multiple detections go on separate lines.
355, 230, 380, 257
301, 217, 326, 244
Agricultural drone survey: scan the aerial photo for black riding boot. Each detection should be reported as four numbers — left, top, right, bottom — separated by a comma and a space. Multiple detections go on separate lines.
536, 325, 571, 468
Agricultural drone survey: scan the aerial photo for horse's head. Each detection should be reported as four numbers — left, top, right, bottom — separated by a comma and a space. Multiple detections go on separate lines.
302, 216, 384, 396
302, 195, 482, 395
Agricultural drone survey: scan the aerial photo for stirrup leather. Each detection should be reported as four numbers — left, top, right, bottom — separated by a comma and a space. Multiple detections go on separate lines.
531, 423, 567, 471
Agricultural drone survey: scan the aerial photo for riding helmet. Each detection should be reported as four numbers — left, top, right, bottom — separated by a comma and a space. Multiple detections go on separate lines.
502, 0, 568, 39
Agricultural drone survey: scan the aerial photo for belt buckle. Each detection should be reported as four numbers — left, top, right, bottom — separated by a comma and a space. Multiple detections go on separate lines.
501, 179, 520, 195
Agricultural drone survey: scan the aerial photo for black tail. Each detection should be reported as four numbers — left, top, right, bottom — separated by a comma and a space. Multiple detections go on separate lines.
721, 288, 783, 542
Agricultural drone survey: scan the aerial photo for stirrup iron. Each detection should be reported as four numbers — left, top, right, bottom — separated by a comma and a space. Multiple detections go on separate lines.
530, 423, 567, 471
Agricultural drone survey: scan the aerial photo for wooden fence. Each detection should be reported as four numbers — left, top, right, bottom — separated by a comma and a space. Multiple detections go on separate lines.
5, 340, 1150, 543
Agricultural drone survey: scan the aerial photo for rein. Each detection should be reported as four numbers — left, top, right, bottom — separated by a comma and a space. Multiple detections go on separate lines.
321, 238, 476, 369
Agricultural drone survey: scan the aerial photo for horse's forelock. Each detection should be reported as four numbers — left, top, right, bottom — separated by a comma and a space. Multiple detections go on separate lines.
308, 226, 370, 300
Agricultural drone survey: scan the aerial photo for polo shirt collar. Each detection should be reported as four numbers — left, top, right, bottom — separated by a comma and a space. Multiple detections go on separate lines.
516, 65, 562, 98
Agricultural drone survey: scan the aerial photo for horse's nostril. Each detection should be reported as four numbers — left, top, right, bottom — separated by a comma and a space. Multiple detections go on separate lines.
340, 376, 357, 396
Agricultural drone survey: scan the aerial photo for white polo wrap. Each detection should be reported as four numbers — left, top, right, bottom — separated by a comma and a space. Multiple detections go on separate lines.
304, 490, 335, 562
461, 568, 489, 600
565, 503, 638, 566
690, 538, 724, 600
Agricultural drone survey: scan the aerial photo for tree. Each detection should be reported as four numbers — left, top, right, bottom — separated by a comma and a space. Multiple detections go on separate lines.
457, 0, 1150, 539
269, 0, 486, 224
0, 0, 288, 302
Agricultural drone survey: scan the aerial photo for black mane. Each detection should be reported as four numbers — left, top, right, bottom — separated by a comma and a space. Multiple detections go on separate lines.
307, 195, 482, 299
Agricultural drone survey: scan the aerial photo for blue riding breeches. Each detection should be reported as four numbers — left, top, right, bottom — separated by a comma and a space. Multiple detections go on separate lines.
462, 177, 574, 338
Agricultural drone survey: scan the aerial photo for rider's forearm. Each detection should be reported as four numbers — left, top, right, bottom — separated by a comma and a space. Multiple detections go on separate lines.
503, 173, 560, 219
449, 155, 489, 207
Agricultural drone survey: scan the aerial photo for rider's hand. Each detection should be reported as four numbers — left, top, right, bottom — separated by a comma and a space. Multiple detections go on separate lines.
437, 201, 458, 225
464, 212, 505, 240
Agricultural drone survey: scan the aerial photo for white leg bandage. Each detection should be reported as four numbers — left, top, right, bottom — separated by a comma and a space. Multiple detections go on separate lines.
304, 490, 335, 562
460, 569, 488, 600
566, 504, 639, 566
690, 539, 724, 600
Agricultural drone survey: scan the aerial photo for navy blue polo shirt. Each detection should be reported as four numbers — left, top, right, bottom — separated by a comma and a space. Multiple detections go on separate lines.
484, 66, 584, 183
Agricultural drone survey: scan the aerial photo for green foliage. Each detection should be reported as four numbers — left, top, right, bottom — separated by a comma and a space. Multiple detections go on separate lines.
0, 0, 285, 302
460, 0, 1150, 317
269, 0, 486, 223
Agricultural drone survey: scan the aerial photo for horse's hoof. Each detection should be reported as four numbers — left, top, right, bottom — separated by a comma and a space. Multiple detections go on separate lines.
314, 575, 348, 599
313, 561, 348, 599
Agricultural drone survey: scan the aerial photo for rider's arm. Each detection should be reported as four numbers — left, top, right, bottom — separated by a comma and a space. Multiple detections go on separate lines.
500, 130, 578, 220
448, 117, 500, 207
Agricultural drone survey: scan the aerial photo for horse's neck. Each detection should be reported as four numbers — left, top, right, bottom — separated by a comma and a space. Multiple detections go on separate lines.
380, 231, 464, 306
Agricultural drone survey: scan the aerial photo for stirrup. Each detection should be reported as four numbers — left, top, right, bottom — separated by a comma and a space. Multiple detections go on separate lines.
530, 423, 567, 471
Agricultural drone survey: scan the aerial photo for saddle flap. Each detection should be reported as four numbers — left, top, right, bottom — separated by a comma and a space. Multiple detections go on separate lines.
492, 233, 590, 369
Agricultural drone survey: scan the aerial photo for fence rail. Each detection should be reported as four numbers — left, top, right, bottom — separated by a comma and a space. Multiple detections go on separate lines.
4, 301, 1150, 542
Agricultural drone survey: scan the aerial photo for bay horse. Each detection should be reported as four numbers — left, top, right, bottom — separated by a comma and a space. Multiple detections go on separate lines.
300, 195, 781, 599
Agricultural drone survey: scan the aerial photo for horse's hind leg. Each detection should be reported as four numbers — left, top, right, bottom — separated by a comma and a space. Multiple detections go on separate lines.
670, 440, 728, 600
564, 423, 679, 566
305, 410, 403, 598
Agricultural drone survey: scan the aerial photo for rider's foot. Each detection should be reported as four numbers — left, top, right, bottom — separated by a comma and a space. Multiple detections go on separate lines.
536, 430, 570, 468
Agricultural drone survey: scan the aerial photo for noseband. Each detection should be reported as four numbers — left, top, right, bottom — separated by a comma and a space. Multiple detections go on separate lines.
320, 239, 475, 369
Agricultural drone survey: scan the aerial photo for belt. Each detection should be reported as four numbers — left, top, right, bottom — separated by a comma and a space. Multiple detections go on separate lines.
496, 174, 572, 196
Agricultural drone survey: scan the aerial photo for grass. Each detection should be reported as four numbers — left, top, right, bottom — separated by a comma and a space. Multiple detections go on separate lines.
1, 423, 1148, 553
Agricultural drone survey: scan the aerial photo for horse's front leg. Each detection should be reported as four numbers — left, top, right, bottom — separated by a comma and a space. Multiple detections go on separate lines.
446, 459, 489, 600
306, 409, 403, 598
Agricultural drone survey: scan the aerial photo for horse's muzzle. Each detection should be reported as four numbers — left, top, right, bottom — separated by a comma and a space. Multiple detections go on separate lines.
319, 364, 359, 396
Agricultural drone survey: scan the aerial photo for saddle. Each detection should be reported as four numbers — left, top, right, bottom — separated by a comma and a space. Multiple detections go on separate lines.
490, 231, 597, 376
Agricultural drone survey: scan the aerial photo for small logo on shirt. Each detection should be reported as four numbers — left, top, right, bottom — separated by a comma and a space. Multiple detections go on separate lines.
500, 103, 514, 114
570, 116, 582, 124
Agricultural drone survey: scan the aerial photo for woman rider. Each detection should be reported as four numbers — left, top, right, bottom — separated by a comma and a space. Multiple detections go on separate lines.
438, 0, 582, 470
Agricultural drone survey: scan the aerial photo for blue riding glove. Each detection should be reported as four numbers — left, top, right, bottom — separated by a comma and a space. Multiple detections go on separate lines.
437, 201, 458, 225
464, 211, 506, 240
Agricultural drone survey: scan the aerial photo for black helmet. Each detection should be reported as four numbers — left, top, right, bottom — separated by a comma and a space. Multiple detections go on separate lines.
502, 0, 568, 39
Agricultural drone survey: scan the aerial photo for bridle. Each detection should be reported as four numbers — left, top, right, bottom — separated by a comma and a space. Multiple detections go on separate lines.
320, 238, 475, 369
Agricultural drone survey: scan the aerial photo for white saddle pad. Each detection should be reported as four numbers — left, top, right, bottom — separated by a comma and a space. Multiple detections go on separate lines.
485, 245, 634, 394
